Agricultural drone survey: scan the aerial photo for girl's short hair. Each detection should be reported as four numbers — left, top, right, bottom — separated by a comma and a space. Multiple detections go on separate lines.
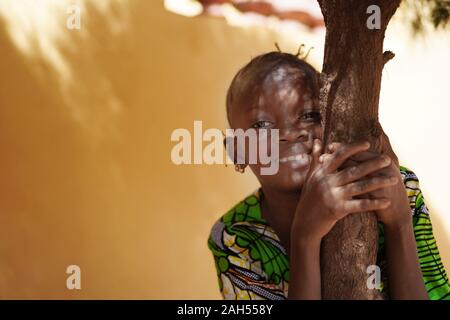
226, 51, 320, 125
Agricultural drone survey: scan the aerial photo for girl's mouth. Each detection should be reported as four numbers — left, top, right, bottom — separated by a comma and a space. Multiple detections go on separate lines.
279, 153, 311, 164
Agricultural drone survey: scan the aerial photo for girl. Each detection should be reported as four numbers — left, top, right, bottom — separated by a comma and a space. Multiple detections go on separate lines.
207, 50, 450, 300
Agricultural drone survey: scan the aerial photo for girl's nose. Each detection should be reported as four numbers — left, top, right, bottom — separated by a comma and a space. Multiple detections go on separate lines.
279, 127, 309, 143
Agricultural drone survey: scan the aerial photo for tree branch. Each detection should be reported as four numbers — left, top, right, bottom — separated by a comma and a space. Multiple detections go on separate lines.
383, 51, 395, 66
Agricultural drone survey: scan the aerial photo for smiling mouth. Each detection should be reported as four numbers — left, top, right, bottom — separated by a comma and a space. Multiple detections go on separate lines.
279, 153, 310, 163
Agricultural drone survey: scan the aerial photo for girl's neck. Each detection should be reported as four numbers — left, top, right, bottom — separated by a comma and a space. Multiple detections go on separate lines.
259, 186, 302, 255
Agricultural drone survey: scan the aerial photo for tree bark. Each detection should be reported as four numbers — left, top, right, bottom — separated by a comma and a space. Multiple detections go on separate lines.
317, 0, 401, 299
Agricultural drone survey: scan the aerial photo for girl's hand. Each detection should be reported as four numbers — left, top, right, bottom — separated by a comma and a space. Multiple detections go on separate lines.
290, 140, 397, 244
336, 139, 411, 228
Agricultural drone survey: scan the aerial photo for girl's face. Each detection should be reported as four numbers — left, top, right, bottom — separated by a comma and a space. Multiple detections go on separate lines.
229, 67, 323, 193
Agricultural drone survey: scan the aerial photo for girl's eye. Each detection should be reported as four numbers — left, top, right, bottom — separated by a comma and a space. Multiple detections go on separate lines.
300, 111, 321, 122
252, 120, 273, 129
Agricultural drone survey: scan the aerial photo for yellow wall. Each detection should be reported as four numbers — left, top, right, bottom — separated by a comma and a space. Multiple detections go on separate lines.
0, 0, 448, 299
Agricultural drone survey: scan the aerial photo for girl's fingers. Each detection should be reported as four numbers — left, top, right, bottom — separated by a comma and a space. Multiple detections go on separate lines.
319, 153, 328, 163
325, 142, 379, 165
320, 142, 340, 163
307, 139, 323, 179
323, 141, 371, 173
340, 175, 398, 197
327, 142, 342, 153
338, 198, 391, 217
333, 154, 392, 186
347, 150, 379, 163
312, 139, 323, 164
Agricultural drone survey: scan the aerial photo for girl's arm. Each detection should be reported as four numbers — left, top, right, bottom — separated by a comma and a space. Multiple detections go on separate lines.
365, 160, 429, 299
288, 236, 321, 299
288, 140, 396, 299
380, 166, 450, 300
333, 137, 431, 299
384, 218, 428, 299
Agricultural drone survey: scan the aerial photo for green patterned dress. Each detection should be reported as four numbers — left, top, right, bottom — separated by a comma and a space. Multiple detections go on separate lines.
207, 166, 450, 300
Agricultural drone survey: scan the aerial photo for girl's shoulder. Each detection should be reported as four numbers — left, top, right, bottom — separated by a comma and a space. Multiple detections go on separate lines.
207, 190, 289, 299
219, 189, 264, 226
398, 164, 427, 215
399, 164, 420, 182
207, 189, 265, 250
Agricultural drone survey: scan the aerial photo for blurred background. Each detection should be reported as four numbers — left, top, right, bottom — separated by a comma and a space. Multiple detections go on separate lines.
0, 0, 448, 299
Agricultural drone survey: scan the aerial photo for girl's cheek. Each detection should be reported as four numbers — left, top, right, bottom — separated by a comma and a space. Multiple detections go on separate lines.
256, 129, 275, 165
233, 130, 273, 165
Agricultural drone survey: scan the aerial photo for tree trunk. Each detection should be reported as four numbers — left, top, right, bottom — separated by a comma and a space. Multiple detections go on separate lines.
317, 0, 401, 299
